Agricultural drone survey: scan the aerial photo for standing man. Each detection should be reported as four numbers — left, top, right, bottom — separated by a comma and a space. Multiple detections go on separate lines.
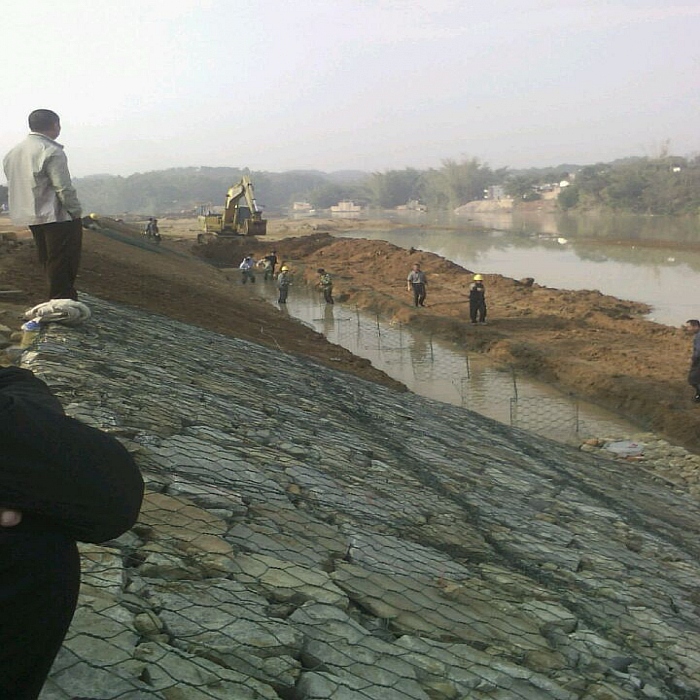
317, 268, 334, 305
406, 262, 427, 307
3, 110, 83, 301
239, 253, 256, 284
469, 274, 487, 324
263, 250, 278, 280
144, 217, 160, 242
685, 319, 700, 403
277, 265, 291, 304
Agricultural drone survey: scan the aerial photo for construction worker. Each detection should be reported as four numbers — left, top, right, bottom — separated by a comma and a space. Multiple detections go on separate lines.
263, 250, 278, 280
685, 319, 700, 403
406, 263, 427, 307
277, 265, 291, 304
257, 256, 273, 280
469, 274, 487, 324
317, 268, 334, 305
239, 254, 256, 284
144, 217, 160, 242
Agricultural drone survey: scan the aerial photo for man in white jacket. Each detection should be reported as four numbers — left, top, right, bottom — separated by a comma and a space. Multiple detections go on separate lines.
3, 109, 83, 300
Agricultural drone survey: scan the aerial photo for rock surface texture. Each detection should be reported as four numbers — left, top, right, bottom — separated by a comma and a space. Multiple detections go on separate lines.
25, 295, 700, 700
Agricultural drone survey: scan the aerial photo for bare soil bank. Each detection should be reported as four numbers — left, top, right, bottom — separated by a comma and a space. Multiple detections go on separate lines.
2, 215, 698, 451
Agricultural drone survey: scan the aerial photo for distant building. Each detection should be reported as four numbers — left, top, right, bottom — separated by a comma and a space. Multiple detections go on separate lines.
292, 201, 313, 211
330, 200, 362, 213
484, 185, 506, 200
396, 199, 427, 212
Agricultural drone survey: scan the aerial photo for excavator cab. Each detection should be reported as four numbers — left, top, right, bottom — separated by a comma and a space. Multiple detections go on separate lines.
197, 205, 223, 234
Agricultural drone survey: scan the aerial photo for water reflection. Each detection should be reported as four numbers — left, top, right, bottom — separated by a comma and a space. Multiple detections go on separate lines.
337, 211, 700, 326
251, 281, 639, 444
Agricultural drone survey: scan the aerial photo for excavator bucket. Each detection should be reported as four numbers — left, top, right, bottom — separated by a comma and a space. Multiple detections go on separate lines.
244, 218, 267, 236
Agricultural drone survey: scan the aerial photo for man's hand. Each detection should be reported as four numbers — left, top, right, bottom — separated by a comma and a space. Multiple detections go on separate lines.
0, 509, 22, 527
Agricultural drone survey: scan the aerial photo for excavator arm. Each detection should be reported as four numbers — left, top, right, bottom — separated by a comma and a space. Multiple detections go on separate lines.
222, 176, 266, 235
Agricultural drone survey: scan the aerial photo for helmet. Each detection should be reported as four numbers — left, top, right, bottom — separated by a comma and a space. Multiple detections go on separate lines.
473, 274, 483, 281
89, 212, 99, 220
280, 265, 289, 271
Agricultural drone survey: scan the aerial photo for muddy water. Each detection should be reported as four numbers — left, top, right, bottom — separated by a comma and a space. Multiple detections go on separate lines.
250, 280, 639, 445
336, 211, 700, 327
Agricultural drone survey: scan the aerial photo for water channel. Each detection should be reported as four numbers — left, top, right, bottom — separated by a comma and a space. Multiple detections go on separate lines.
249, 279, 639, 446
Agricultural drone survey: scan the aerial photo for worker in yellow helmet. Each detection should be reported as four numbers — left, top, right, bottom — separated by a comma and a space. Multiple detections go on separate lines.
277, 265, 291, 304
469, 274, 487, 324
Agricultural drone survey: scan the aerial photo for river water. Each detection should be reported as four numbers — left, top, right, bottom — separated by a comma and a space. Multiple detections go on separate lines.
335, 210, 700, 327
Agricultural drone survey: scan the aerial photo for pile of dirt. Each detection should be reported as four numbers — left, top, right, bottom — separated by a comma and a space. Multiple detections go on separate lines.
2, 215, 698, 452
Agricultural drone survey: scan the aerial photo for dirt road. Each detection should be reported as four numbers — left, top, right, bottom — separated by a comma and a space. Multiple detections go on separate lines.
2, 215, 698, 451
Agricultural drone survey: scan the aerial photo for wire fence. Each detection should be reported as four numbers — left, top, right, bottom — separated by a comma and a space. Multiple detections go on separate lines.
296, 302, 630, 445
24, 294, 698, 700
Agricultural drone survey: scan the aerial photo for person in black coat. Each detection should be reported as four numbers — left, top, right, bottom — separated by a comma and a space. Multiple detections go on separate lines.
469, 274, 487, 324
0, 367, 144, 699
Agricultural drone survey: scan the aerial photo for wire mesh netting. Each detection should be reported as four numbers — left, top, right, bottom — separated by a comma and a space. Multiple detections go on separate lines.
21, 295, 700, 700
270, 287, 637, 444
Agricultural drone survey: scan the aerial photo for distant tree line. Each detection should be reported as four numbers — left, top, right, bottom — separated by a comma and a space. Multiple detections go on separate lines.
74, 167, 369, 217
556, 156, 700, 215
70, 154, 700, 217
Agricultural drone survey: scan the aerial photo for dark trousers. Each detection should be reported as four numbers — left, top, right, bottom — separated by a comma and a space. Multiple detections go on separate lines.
0, 532, 80, 699
278, 286, 289, 303
322, 286, 334, 304
411, 283, 426, 307
688, 361, 700, 396
470, 301, 487, 323
29, 219, 83, 300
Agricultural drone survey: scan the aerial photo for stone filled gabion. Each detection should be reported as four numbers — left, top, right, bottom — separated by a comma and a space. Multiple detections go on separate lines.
21, 294, 700, 700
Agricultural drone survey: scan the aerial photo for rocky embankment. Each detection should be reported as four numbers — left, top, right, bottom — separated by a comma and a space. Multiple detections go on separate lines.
3, 295, 700, 700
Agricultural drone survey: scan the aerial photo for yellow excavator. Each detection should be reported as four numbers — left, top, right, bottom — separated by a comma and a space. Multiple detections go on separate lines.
197, 176, 267, 242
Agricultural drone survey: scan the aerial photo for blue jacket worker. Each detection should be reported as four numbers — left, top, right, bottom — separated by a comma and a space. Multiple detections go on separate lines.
240, 254, 256, 284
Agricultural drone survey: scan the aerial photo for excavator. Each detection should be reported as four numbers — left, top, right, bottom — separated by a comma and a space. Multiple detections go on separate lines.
197, 175, 267, 242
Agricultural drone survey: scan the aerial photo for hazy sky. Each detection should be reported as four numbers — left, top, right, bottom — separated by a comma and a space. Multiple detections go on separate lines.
1, 0, 697, 178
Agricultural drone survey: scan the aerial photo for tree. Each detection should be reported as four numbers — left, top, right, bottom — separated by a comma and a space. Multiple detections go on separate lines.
557, 185, 579, 210
418, 158, 496, 210
366, 169, 423, 208
505, 174, 539, 199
